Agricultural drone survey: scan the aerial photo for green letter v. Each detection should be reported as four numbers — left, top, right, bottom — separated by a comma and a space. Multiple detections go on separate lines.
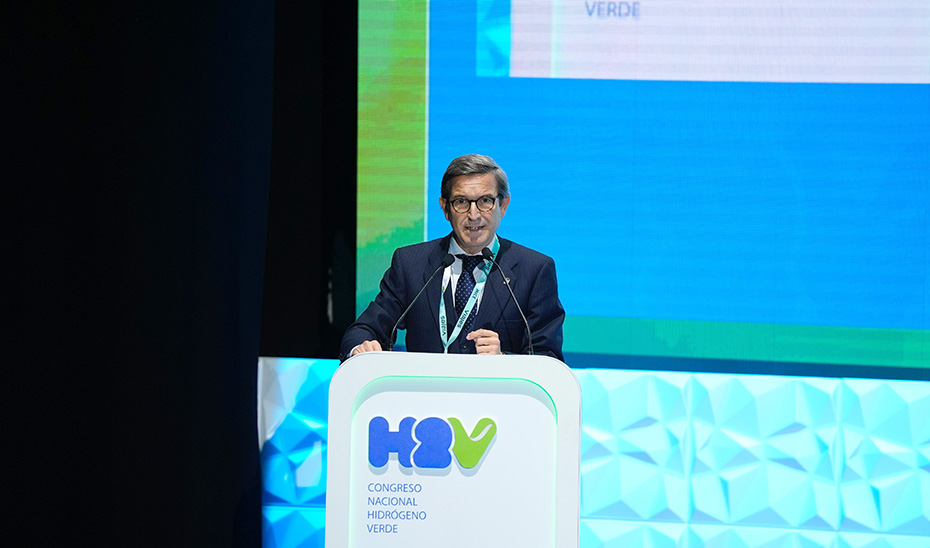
448, 418, 496, 469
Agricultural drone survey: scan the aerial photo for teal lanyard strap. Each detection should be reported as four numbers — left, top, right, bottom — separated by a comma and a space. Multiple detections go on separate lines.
438, 238, 499, 353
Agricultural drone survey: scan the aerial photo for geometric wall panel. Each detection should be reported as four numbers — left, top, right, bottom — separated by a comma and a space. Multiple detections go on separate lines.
573, 370, 930, 546
687, 375, 841, 530
259, 359, 930, 547
259, 359, 338, 507
837, 380, 930, 535
578, 372, 690, 523
262, 506, 325, 548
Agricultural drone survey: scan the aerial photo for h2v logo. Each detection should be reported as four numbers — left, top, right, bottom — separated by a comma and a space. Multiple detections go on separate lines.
368, 416, 497, 469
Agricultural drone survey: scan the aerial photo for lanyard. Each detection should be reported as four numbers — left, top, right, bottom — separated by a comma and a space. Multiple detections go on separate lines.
438, 238, 499, 353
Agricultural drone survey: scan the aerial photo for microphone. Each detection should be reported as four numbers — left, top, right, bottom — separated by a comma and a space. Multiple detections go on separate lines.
481, 247, 534, 355
388, 253, 455, 351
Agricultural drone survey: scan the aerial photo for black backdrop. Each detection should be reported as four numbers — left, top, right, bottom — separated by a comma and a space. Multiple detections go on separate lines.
11, 1, 355, 545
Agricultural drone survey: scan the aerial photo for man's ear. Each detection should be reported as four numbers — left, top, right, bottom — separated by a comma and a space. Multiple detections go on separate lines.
498, 195, 511, 216
439, 197, 451, 221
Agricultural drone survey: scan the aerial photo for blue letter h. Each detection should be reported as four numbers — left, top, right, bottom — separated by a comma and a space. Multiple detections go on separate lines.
368, 416, 416, 467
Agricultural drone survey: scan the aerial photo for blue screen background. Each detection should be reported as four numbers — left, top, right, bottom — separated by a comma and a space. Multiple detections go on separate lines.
426, 2, 930, 333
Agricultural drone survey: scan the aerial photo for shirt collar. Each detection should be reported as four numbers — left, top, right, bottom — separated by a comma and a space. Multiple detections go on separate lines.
448, 235, 499, 258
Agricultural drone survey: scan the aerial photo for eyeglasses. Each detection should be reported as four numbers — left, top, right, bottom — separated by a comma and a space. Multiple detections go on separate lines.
448, 195, 499, 213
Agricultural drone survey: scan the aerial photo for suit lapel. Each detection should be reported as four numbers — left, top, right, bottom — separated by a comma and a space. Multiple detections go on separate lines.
421, 235, 518, 346
474, 238, 519, 328
424, 234, 455, 336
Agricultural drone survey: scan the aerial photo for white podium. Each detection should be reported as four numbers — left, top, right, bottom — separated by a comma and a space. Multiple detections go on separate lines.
325, 352, 581, 548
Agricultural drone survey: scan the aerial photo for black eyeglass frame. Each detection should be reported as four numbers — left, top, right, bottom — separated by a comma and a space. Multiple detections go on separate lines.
447, 194, 501, 214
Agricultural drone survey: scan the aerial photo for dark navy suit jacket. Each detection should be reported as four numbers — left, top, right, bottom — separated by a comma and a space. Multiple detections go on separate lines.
340, 234, 565, 361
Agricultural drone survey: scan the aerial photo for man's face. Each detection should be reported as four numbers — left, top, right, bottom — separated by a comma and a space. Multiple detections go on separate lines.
440, 172, 510, 255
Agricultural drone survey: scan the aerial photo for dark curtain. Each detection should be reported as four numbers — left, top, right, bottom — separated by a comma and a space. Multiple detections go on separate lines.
11, 2, 275, 546
11, 0, 357, 543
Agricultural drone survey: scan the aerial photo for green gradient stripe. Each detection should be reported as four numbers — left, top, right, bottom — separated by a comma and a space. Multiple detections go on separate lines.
357, 0, 429, 315
565, 316, 930, 368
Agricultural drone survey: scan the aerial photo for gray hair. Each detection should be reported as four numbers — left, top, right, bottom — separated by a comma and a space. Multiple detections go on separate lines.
440, 154, 510, 202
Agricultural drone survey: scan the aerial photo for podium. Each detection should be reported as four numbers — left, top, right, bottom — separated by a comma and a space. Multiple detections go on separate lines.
325, 352, 581, 548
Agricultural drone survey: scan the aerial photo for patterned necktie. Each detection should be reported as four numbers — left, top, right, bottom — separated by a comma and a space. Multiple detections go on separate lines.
455, 254, 484, 333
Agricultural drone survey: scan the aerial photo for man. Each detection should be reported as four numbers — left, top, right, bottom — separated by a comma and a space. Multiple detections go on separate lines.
340, 154, 564, 360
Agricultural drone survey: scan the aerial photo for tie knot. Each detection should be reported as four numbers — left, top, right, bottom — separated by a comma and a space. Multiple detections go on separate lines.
457, 254, 484, 272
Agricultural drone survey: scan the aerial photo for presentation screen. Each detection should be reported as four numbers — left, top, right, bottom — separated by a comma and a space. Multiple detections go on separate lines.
357, 0, 930, 377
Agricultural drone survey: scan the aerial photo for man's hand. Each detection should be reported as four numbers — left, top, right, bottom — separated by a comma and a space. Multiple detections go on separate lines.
351, 340, 383, 356
466, 329, 502, 355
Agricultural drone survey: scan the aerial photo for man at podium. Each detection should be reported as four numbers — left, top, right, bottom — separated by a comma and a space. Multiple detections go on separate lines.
340, 154, 564, 361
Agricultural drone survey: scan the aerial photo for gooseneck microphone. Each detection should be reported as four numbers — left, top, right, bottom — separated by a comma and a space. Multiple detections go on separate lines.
481, 247, 534, 355
388, 253, 455, 351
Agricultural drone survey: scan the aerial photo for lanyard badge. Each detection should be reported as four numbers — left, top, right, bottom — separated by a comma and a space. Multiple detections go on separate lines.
438, 238, 500, 353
